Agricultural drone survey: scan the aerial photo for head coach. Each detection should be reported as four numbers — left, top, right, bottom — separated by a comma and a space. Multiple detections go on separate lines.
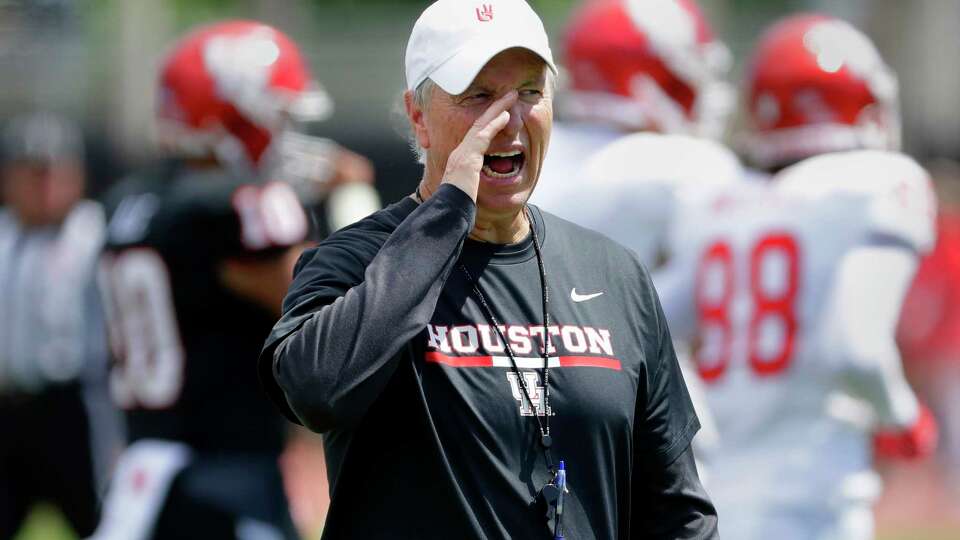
258, 0, 718, 537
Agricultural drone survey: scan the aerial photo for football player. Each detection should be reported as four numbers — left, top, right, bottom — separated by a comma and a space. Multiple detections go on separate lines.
528, 0, 739, 471
91, 21, 374, 540
655, 14, 938, 540
531, 0, 739, 263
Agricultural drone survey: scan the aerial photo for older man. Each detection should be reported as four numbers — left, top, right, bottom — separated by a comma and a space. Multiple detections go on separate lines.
259, 1, 717, 538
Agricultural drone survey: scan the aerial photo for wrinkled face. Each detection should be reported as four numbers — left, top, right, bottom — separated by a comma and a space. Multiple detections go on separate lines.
1, 160, 85, 227
415, 48, 553, 216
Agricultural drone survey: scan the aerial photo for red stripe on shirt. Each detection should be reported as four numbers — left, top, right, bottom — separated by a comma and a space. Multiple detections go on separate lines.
425, 352, 622, 371
424, 352, 494, 367
557, 356, 622, 371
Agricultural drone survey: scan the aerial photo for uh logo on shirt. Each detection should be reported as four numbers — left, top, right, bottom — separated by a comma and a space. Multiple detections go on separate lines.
507, 371, 549, 417
424, 323, 622, 417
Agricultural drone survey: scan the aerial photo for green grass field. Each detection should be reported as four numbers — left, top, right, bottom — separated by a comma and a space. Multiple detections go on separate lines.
14, 505, 75, 540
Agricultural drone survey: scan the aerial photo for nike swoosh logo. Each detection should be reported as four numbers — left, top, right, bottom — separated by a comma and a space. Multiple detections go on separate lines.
571, 289, 604, 303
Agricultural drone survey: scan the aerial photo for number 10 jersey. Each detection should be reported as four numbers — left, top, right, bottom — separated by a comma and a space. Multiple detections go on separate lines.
99, 161, 308, 455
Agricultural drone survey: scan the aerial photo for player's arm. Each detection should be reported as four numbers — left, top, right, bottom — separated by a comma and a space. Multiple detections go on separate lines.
276, 135, 381, 233
323, 146, 381, 232
782, 151, 938, 459
822, 245, 936, 459
219, 245, 305, 317
324, 182, 381, 233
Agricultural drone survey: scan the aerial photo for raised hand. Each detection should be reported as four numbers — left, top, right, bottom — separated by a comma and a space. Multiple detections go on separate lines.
441, 90, 519, 202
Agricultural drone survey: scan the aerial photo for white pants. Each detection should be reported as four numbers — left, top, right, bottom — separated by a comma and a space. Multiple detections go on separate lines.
718, 501, 874, 540
87, 440, 191, 540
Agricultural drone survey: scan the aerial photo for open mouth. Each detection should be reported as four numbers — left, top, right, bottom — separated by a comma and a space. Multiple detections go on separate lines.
482, 150, 525, 179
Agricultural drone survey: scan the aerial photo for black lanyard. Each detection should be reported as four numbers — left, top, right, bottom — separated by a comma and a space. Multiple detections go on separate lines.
455, 204, 568, 534
458, 208, 555, 469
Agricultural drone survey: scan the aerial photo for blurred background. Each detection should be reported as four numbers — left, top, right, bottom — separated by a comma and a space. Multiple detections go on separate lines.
2, 0, 959, 539
3, 0, 959, 201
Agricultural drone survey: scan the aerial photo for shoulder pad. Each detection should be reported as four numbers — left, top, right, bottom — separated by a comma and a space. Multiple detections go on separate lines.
776, 150, 937, 252
583, 133, 743, 191
562, 134, 742, 266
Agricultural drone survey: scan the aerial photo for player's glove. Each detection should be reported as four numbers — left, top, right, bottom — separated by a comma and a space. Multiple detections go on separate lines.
872, 403, 938, 460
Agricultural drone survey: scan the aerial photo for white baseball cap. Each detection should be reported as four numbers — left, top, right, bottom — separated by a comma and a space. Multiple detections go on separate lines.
405, 0, 557, 95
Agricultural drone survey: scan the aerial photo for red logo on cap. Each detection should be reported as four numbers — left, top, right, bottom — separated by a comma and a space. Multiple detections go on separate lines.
476, 4, 493, 22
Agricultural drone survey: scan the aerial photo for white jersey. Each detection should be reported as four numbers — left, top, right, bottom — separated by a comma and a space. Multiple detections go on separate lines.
0, 201, 106, 393
531, 121, 620, 210
658, 150, 936, 539
535, 128, 742, 474
533, 130, 743, 267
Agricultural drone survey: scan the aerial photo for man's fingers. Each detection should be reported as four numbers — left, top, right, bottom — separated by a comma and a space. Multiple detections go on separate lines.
476, 110, 511, 142
468, 91, 518, 136
463, 91, 518, 154
439, 90, 520, 201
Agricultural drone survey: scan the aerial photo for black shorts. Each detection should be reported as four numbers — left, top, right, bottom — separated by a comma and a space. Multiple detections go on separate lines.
152, 453, 298, 540
0, 383, 99, 538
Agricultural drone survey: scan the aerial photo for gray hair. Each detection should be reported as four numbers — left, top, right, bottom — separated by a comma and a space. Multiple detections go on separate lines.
406, 71, 557, 165
409, 78, 437, 165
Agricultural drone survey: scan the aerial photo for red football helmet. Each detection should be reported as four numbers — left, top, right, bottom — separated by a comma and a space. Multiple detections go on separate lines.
156, 20, 332, 174
560, 0, 733, 138
743, 13, 900, 169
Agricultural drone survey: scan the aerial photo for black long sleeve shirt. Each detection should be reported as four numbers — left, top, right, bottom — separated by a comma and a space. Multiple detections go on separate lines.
259, 185, 718, 539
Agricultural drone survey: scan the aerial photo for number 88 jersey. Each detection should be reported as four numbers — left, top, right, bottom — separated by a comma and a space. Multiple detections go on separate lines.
660, 150, 935, 506
99, 161, 308, 455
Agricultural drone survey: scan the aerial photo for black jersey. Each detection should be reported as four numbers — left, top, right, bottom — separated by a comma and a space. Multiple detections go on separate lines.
101, 161, 308, 455
260, 185, 717, 539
